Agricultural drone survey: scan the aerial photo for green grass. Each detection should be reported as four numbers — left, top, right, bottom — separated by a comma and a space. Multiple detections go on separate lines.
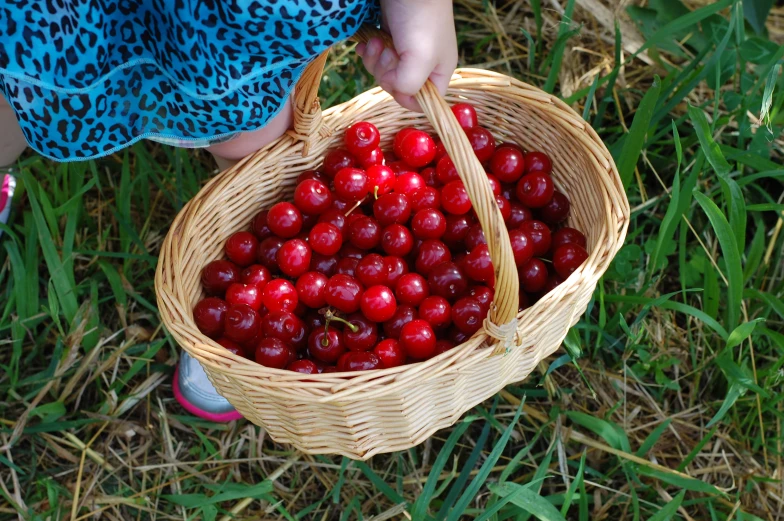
1, 0, 783, 519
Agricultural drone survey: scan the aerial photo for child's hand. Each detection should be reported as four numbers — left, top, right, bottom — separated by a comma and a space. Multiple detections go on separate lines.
356, 0, 457, 111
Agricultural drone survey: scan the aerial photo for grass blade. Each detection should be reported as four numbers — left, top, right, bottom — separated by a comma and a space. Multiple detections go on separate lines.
616, 76, 661, 188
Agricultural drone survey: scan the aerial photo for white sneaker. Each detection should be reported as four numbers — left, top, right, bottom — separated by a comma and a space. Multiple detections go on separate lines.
0, 173, 14, 238
173, 351, 243, 422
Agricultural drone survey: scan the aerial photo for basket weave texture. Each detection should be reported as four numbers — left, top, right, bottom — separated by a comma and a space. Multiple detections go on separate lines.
155, 33, 629, 459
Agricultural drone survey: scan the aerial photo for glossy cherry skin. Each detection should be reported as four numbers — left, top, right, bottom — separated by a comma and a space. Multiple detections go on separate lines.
538, 191, 570, 224
277, 239, 312, 278
436, 156, 460, 184
335, 257, 359, 277
288, 359, 319, 374
310, 253, 339, 276
498, 142, 525, 154
374, 193, 412, 226
260, 311, 307, 351
451, 103, 478, 129
297, 169, 328, 185
496, 195, 511, 221
551, 227, 587, 250
418, 295, 451, 328
434, 339, 456, 356
415, 240, 452, 276
295, 271, 329, 308
201, 260, 241, 295
508, 202, 533, 229
339, 242, 365, 259
225, 283, 263, 311
262, 279, 298, 313
467, 285, 494, 311
255, 338, 294, 369
317, 208, 347, 235
322, 148, 356, 178
524, 151, 552, 175
441, 180, 472, 215
465, 224, 487, 251
384, 256, 410, 287
223, 304, 261, 343
344, 352, 383, 371
357, 146, 384, 169
552, 244, 589, 279
410, 186, 441, 212
519, 220, 552, 257
434, 139, 448, 161
366, 164, 396, 196
465, 127, 496, 162
519, 258, 548, 293
381, 224, 414, 257
360, 285, 398, 322
383, 304, 417, 339
395, 129, 436, 167
543, 274, 563, 293
308, 329, 346, 363
486, 175, 502, 196
451, 297, 484, 335
386, 159, 410, 175
410, 209, 446, 240
325, 274, 363, 313
309, 222, 342, 256
395, 273, 430, 306
393, 172, 426, 195
294, 179, 333, 215
344, 121, 380, 156
343, 313, 379, 352
509, 229, 535, 267
421, 167, 439, 187
347, 216, 381, 250
490, 147, 525, 183
352, 254, 384, 287
225, 231, 259, 267
516, 172, 554, 208
241, 264, 271, 289
374, 339, 406, 368
400, 319, 436, 359
449, 328, 471, 345
194, 297, 228, 338
251, 210, 273, 241
428, 262, 469, 299
464, 244, 494, 282
442, 214, 473, 248
334, 167, 369, 202
217, 337, 246, 357
267, 202, 303, 238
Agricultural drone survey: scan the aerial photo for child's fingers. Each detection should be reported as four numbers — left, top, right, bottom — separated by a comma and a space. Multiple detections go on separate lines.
359, 38, 385, 76
381, 50, 434, 98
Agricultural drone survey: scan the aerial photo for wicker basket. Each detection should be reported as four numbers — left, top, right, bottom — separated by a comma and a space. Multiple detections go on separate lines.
155, 29, 629, 460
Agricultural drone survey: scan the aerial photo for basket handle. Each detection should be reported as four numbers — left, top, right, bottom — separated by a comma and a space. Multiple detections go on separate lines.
292, 26, 520, 344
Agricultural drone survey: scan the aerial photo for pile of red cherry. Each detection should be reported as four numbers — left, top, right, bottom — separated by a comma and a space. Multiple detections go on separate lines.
193, 103, 589, 374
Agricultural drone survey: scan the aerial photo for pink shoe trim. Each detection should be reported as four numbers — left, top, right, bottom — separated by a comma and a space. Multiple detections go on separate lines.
0, 175, 10, 212
173, 366, 243, 423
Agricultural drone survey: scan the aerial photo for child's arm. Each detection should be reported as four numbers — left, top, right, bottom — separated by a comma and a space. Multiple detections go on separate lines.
356, 0, 457, 111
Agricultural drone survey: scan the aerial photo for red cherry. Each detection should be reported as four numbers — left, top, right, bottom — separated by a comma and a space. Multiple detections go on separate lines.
467, 285, 494, 311
538, 191, 570, 224
395, 273, 430, 306
465, 127, 496, 162
357, 146, 384, 169
509, 229, 535, 267
323, 148, 356, 178
434, 339, 456, 356
325, 274, 363, 313
486, 175, 502, 196
415, 240, 452, 276
225, 231, 259, 267
451, 103, 478, 129
449, 328, 471, 345
355, 254, 387, 287
464, 224, 487, 251
257, 237, 285, 270
294, 179, 333, 215
451, 297, 484, 335
360, 285, 398, 322
267, 202, 303, 238
519, 220, 552, 257
428, 262, 468, 299
335, 257, 359, 277
508, 202, 533, 228
498, 142, 525, 154
310, 253, 339, 276
496, 195, 511, 221
393, 172, 426, 195
410, 208, 447, 240
551, 227, 587, 250
251, 210, 272, 241
261, 311, 307, 351
381, 224, 414, 256
309, 222, 343, 256
308, 328, 346, 363
344, 352, 383, 371
434, 138, 448, 161
344, 121, 380, 156
436, 156, 460, 184
418, 295, 451, 328
317, 208, 347, 235
441, 180, 472, 215
552, 244, 589, 279
339, 241, 365, 259
255, 338, 294, 369
223, 304, 261, 343
347, 215, 381, 250
384, 256, 410, 287
217, 337, 246, 357
366, 164, 396, 196
464, 245, 494, 282
374, 339, 405, 368
343, 313, 379, 352
519, 258, 548, 293
516, 172, 554, 208
225, 283, 263, 311
490, 147, 525, 183
386, 159, 410, 175
241, 264, 271, 290
194, 297, 228, 338
288, 359, 319, 374
262, 279, 298, 313
334, 167, 369, 202
525, 151, 552, 175
442, 214, 473, 248
399, 319, 436, 359
421, 167, 439, 187
201, 260, 241, 295
383, 304, 417, 338
277, 239, 312, 278
518, 289, 530, 312
374, 193, 412, 226
410, 186, 441, 212
395, 129, 436, 167
297, 169, 327, 185
543, 274, 563, 293
295, 271, 329, 308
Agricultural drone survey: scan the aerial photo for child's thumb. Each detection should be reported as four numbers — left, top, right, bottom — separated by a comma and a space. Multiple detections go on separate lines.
382, 51, 434, 98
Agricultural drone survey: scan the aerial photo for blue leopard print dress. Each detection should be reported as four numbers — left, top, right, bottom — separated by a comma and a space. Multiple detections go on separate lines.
0, 0, 379, 161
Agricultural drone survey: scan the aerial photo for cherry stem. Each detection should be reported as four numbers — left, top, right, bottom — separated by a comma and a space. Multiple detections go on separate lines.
373, 185, 379, 199
323, 309, 359, 337
344, 197, 365, 217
